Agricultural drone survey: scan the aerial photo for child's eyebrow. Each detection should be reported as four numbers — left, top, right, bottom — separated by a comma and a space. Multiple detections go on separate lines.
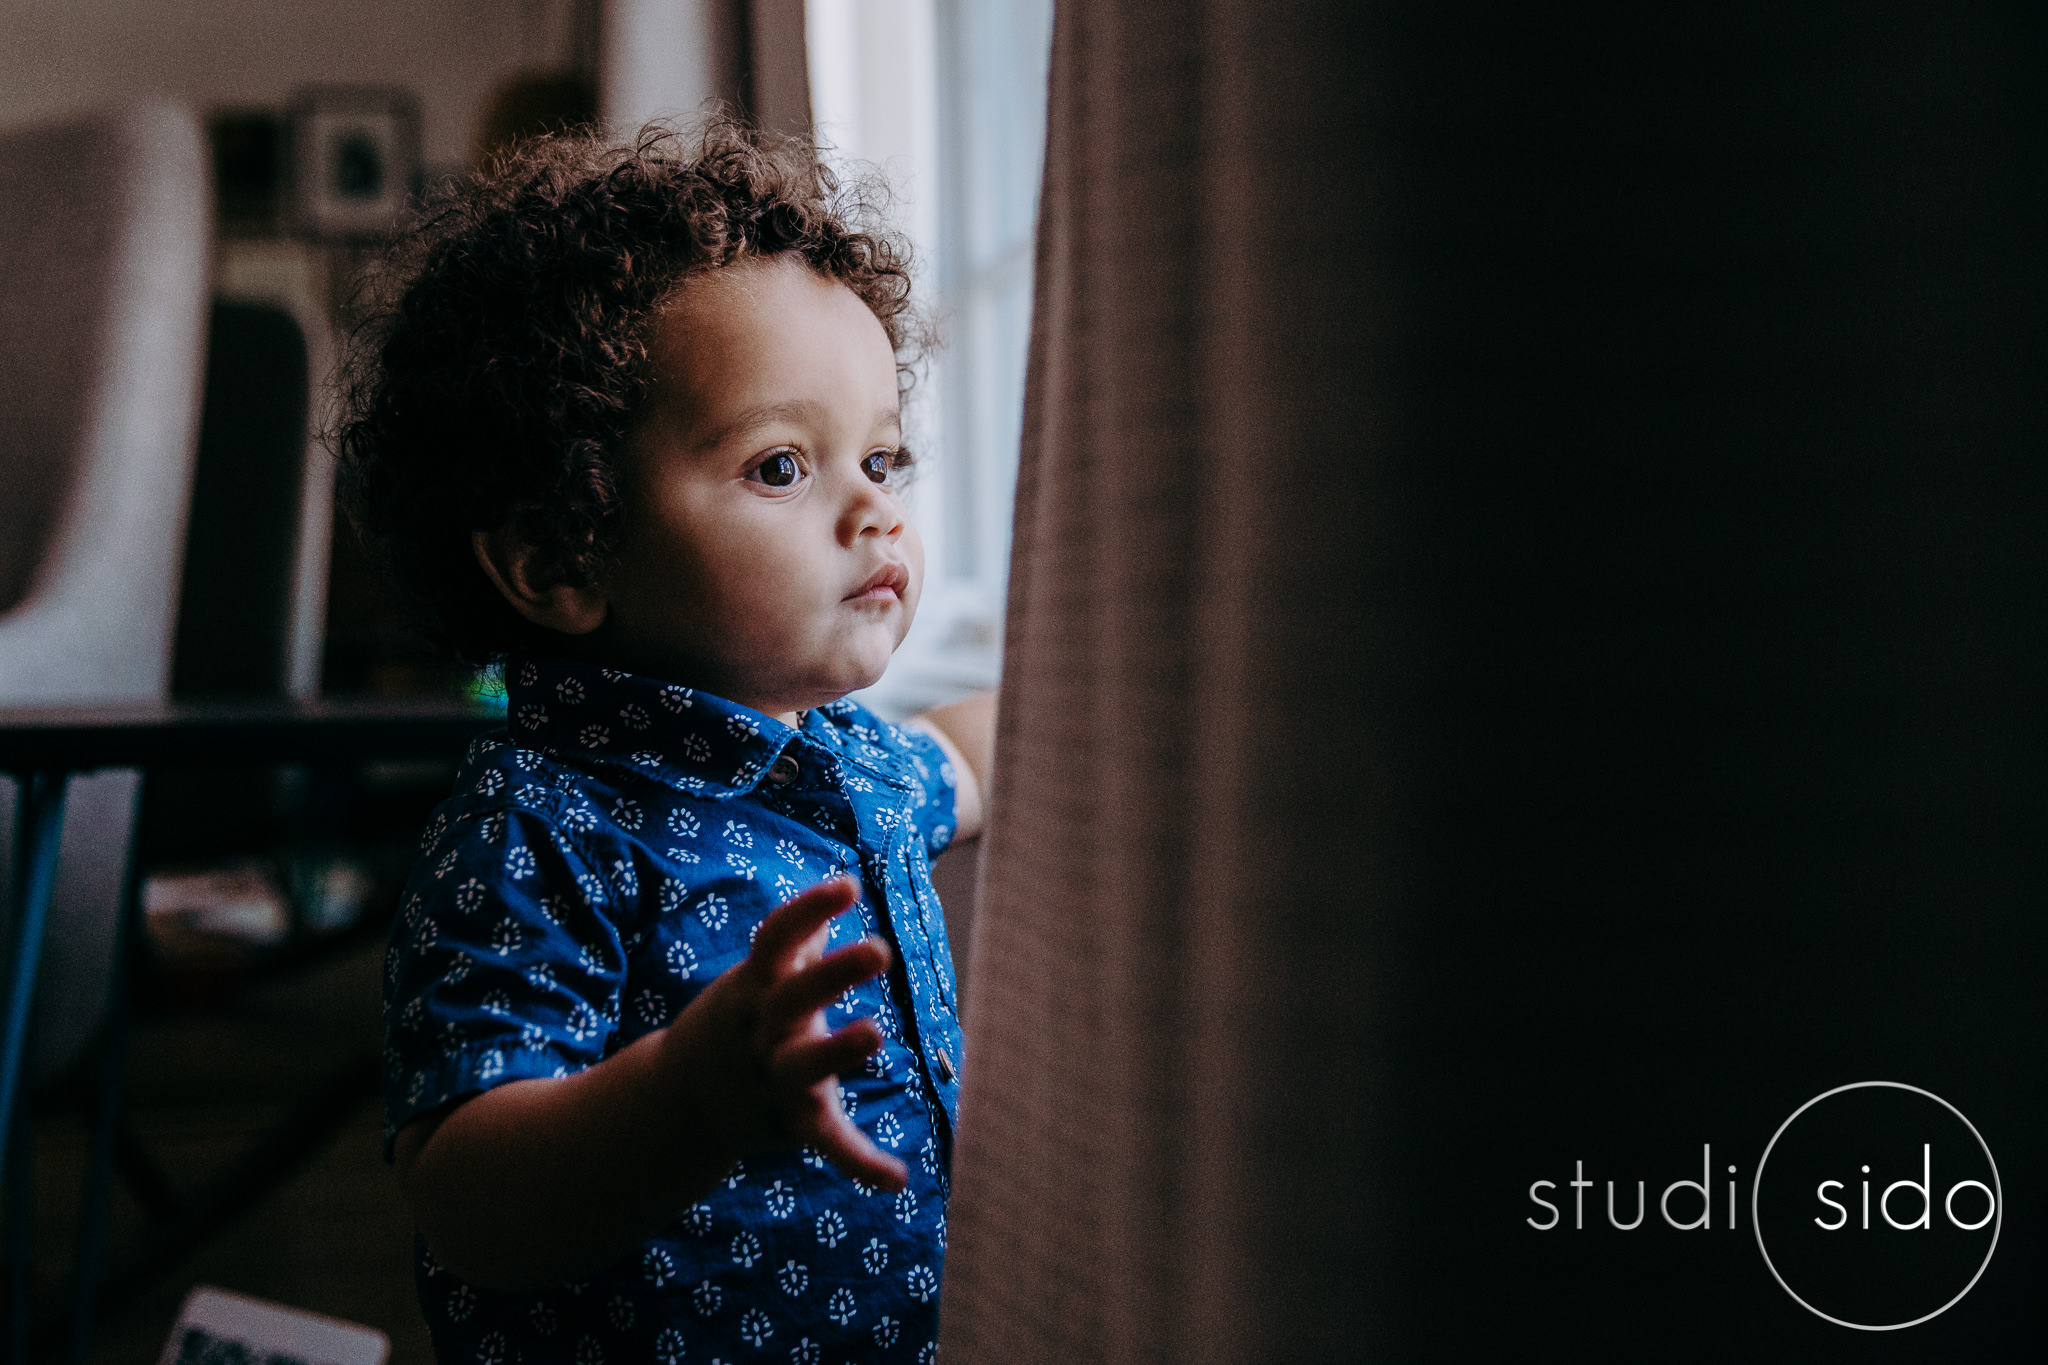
696, 400, 902, 453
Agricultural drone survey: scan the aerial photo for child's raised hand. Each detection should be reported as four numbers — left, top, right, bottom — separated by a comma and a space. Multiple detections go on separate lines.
661, 876, 910, 1192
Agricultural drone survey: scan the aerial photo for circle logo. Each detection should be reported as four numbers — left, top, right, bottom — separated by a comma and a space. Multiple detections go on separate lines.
1752, 1082, 2000, 1330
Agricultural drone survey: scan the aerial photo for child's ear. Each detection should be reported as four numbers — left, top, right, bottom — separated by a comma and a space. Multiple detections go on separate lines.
471, 528, 608, 636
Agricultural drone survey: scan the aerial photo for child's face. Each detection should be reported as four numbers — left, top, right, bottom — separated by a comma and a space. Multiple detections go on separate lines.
595, 256, 922, 719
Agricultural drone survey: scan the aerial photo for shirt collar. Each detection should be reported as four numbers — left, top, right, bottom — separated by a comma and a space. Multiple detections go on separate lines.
504, 654, 799, 798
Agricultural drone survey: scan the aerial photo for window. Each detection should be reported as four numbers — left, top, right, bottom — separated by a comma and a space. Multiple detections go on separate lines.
807, 0, 1054, 716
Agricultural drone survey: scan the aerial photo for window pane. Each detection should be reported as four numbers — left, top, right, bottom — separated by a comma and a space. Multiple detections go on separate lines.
937, 0, 1053, 585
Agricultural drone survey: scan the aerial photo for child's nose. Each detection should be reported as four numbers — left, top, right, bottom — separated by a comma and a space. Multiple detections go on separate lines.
837, 474, 903, 546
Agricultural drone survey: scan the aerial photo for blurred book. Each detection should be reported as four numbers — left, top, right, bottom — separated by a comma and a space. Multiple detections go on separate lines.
144, 860, 291, 953
158, 1287, 387, 1365
145, 851, 374, 957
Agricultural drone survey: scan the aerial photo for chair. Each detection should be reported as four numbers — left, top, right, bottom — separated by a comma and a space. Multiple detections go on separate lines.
0, 99, 210, 1094
0, 100, 209, 1362
139, 296, 333, 864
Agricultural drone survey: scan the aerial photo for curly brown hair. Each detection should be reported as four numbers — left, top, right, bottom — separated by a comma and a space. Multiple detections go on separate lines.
335, 114, 925, 663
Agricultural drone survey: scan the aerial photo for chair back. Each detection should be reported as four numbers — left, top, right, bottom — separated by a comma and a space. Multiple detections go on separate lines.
142, 296, 337, 861
0, 100, 210, 1081
172, 300, 321, 701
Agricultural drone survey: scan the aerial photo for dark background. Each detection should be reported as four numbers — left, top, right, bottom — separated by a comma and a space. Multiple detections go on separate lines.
1362, 1, 2047, 1356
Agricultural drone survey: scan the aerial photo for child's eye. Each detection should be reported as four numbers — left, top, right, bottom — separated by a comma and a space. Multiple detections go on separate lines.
750, 451, 804, 488
861, 447, 912, 485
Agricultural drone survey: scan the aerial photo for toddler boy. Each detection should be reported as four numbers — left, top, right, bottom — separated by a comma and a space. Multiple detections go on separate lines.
341, 118, 993, 1362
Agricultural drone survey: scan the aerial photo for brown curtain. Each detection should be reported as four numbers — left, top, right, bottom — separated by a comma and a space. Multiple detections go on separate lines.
940, 3, 1389, 1359
944, 0, 2048, 1355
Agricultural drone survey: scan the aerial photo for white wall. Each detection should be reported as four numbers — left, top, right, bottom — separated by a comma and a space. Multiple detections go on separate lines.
0, 0, 583, 168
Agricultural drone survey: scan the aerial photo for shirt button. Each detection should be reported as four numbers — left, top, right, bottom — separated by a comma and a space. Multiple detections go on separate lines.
766, 754, 800, 786
935, 1048, 956, 1082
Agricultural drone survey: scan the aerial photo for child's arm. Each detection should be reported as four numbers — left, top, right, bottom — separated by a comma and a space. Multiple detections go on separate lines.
906, 690, 995, 842
392, 877, 906, 1292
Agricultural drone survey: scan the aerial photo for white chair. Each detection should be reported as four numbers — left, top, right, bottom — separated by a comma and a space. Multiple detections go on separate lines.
0, 99, 210, 1087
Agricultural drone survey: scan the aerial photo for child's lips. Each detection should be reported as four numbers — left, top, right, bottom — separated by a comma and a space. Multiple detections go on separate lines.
845, 562, 910, 602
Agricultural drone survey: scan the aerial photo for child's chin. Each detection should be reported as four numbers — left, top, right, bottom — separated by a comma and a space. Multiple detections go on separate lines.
843, 659, 891, 694
798, 658, 888, 705
846, 636, 906, 684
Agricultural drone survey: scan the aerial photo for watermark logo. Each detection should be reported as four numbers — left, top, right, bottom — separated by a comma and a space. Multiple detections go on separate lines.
1524, 1081, 2002, 1331
1752, 1082, 1999, 1331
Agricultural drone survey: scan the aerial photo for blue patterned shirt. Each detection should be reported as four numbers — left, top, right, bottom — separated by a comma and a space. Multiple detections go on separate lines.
383, 655, 964, 1364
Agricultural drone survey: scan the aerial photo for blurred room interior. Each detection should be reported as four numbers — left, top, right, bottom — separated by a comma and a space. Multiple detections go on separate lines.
0, 2, 1044, 1359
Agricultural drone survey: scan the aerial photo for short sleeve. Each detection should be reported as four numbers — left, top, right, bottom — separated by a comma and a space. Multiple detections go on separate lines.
892, 724, 960, 859
382, 805, 628, 1152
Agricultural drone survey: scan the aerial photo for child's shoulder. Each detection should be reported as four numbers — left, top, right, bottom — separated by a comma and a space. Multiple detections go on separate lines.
423, 728, 608, 840
406, 725, 679, 917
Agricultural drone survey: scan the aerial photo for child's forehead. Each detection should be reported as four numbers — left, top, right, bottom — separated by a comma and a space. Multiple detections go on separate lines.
635, 257, 901, 437
656, 254, 848, 323
649, 258, 887, 362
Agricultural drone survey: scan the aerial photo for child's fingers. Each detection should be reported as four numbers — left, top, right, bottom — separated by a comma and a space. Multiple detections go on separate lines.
760, 937, 892, 1034
769, 1019, 885, 1090
810, 1106, 911, 1193
746, 877, 860, 979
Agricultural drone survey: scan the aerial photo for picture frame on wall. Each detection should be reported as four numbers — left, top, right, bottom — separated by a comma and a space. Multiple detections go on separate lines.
290, 86, 421, 239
